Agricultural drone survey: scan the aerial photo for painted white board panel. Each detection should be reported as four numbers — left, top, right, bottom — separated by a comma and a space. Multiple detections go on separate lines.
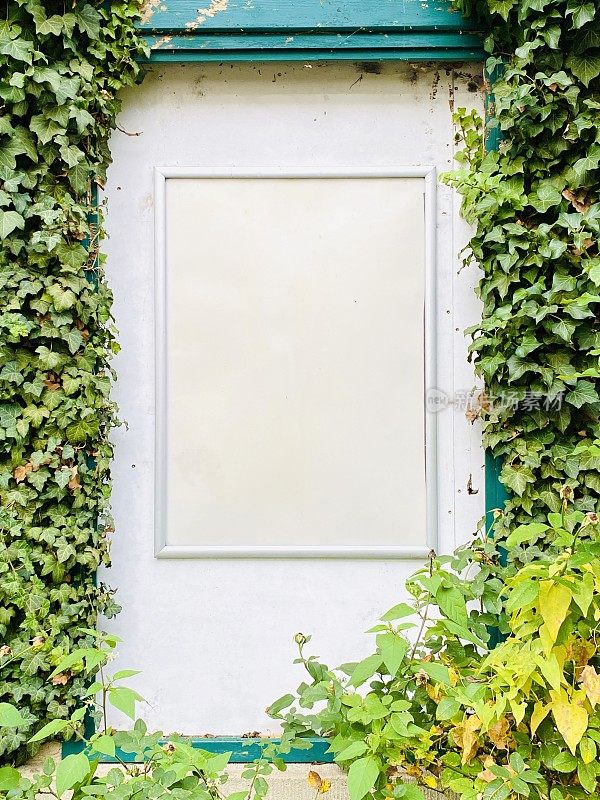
163, 176, 426, 550
103, 62, 485, 734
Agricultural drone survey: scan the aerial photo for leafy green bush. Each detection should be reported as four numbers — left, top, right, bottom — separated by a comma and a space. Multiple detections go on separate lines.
0, 632, 280, 800
269, 502, 600, 800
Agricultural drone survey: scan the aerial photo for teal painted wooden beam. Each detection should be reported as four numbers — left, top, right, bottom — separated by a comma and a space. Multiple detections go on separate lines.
145, 48, 484, 62
139, 0, 481, 33
62, 736, 333, 763
137, 0, 486, 62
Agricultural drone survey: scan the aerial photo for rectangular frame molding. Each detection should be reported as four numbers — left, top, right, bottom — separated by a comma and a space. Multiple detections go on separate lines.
154, 166, 438, 560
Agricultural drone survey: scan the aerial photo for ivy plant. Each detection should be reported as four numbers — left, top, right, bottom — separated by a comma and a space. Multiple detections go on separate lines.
443, 0, 600, 555
0, 0, 146, 763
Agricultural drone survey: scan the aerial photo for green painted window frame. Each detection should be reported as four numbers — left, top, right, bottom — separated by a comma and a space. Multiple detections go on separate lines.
63, 0, 497, 764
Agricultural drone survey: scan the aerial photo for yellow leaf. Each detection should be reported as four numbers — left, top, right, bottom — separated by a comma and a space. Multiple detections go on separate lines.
426, 683, 442, 702
423, 775, 437, 790
448, 667, 460, 687
530, 702, 550, 736
552, 700, 588, 755
477, 756, 497, 784
453, 714, 481, 765
487, 716, 512, 750
308, 771, 323, 790
319, 780, 331, 794
539, 581, 572, 644
13, 462, 33, 483
509, 699, 527, 726
579, 665, 600, 708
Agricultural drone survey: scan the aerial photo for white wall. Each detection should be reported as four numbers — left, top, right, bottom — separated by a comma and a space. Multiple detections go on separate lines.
101, 61, 485, 735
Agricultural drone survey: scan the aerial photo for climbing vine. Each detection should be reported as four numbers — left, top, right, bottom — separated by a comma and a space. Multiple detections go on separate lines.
0, 0, 145, 763
444, 0, 600, 557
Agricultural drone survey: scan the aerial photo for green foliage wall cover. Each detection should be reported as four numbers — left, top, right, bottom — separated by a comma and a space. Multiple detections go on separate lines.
0, 0, 145, 762
0, 0, 599, 775
445, 0, 600, 547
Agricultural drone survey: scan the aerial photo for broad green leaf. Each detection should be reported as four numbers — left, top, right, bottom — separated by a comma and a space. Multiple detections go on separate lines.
0, 766, 21, 790
55, 752, 90, 798
436, 586, 469, 627
47, 283, 77, 311
376, 632, 408, 677
29, 718, 70, 743
506, 579, 538, 611
505, 522, 549, 548
380, 602, 414, 622
502, 464, 535, 496
531, 183, 562, 213
267, 693, 295, 715
205, 751, 232, 773
107, 686, 144, 719
577, 760, 597, 793
49, 650, 90, 679
566, 2, 595, 29
347, 756, 379, 800
37, 15, 65, 36
0, 703, 27, 727
488, 0, 517, 19
350, 654, 383, 688
580, 737, 597, 765
75, 5, 102, 38
335, 741, 369, 761
436, 697, 461, 721
91, 734, 116, 757
68, 163, 92, 195
0, 36, 33, 63
29, 114, 64, 145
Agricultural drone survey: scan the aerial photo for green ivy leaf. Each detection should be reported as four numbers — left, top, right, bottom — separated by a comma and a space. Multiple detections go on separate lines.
488, 0, 517, 19
565, 54, 600, 86
565, 380, 600, 408
0, 209, 24, 239
566, 2, 595, 29
0, 35, 33, 63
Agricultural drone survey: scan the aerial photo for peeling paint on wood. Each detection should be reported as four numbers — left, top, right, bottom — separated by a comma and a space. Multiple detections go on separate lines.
136, 0, 485, 62
186, 0, 230, 30
140, 0, 162, 24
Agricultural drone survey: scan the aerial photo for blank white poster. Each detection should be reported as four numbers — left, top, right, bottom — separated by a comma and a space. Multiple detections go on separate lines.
160, 176, 427, 551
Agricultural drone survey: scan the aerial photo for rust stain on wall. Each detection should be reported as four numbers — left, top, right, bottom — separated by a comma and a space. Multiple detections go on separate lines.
186, 0, 229, 29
